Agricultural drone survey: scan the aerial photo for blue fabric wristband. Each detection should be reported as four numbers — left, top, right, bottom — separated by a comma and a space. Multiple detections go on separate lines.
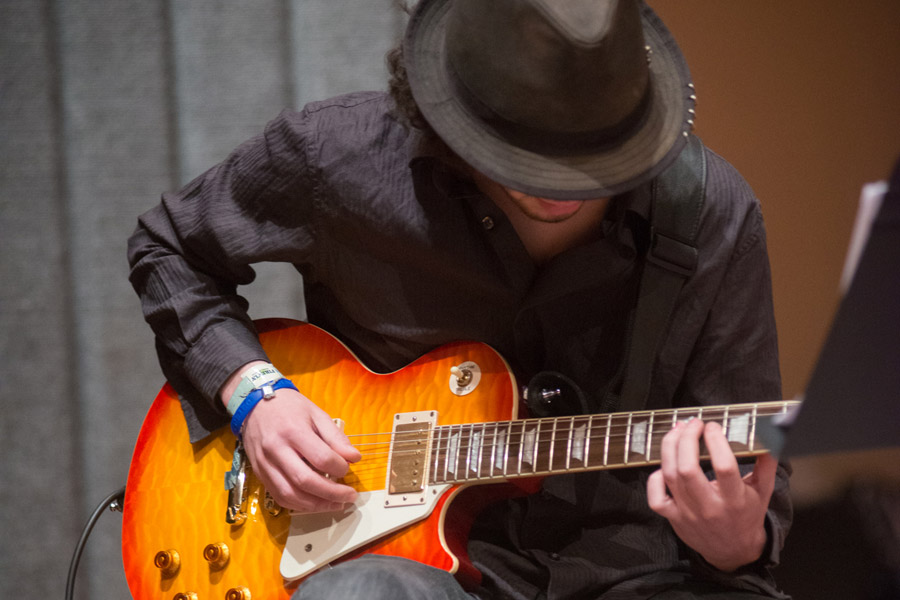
230, 378, 298, 440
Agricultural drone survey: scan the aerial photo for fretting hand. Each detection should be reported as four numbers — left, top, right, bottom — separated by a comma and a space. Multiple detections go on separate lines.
646, 418, 777, 572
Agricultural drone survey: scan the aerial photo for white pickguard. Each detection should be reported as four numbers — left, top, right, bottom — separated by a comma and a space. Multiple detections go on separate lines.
280, 484, 452, 581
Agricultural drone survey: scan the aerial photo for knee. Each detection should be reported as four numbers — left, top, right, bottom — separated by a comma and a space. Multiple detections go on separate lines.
292, 555, 465, 600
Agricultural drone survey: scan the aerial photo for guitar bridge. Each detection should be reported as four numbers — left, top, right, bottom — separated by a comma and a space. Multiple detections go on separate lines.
385, 411, 436, 507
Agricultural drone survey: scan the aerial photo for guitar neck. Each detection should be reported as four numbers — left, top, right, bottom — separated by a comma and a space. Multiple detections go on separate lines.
428, 400, 797, 485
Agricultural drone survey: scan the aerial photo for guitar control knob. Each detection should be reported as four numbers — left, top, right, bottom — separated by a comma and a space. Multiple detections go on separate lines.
153, 549, 181, 576
226, 586, 252, 600
173, 593, 198, 600
203, 542, 230, 569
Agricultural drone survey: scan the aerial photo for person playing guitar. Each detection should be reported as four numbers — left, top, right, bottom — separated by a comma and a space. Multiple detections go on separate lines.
127, 1, 792, 598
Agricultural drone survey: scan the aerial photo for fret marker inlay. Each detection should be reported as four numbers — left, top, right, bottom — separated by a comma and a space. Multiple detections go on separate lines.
727, 413, 750, 446
447, 430, 459, 476
523, 426, 536, 467
631, 421, 648, 456
572, 421, 586, 464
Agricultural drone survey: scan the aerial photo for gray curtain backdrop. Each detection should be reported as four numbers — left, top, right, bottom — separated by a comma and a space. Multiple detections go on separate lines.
0, 1, 404, 598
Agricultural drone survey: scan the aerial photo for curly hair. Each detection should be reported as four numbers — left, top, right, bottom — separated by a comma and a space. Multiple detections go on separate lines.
385, 1, 432, 132
386, 43, 430, 131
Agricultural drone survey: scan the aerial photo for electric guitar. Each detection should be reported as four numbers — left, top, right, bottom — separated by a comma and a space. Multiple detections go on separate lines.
122, 318, 797, 600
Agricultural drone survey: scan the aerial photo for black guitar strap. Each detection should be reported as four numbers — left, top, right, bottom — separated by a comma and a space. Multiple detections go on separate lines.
614, 134, 707, 413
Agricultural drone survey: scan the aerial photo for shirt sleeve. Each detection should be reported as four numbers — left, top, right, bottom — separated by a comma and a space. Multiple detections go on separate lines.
664, 153, 792, 585
127, 109, 319, 440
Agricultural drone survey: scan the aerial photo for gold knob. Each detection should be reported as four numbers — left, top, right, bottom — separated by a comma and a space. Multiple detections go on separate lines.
153, 549, 181, 576
226, 586, 252, 600
203, 542, 230, 568
173, 593, 198, 600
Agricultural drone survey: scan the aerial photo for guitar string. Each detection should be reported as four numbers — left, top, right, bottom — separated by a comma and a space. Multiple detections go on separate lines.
346, 426, 786, 462
328, 404, 793, 487
346, 422, 777, 464
340, 403, 791, 449
336, 409, 786, 482
340, 437, 762, 488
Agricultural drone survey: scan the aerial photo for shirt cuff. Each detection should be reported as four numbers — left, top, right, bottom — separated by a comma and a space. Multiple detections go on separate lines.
184, 319, 270, 412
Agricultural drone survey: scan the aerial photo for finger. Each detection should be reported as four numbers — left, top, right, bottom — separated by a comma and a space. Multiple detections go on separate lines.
659, 419, 685, 490
703, 421, 744, 498
271, 443, 359, 506
646, 468, 677, 519
250, 448, 353, 513
291, 428, 356, 480
747, 452, 778, 502
311, 409, 362, 464
675, 418, 711, 503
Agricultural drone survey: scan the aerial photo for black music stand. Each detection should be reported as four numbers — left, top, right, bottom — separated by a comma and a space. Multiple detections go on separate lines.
760, 164, 900, 459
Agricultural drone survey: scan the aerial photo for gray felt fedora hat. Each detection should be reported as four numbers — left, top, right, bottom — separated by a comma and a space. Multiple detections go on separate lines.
403, 0, 696, 200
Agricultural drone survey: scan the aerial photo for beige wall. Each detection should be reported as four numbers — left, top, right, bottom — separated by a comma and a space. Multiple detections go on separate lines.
653, 0, 900, 399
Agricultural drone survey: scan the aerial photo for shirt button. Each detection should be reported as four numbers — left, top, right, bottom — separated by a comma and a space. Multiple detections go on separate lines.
481, 216, 495, 230
549, 552, 561, 561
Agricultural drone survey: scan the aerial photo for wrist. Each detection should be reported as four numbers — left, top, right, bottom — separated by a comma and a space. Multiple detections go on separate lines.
704, 524, 768, 572
230, 378, 298, 440
220, 361, 282, 414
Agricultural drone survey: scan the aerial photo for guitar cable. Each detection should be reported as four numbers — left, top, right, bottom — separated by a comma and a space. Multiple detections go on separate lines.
65, 485, 126, 600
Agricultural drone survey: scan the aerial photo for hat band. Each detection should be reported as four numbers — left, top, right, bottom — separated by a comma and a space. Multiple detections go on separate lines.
446, 59, 653, 157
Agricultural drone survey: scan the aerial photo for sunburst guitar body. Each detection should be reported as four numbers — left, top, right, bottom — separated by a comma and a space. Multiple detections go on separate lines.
122, 319, 519, 599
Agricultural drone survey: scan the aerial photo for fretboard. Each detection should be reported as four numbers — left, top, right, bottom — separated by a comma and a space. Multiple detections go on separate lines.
428, 401, 797, 485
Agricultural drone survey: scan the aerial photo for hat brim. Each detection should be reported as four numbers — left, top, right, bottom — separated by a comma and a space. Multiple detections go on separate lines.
404, 0, 694, 200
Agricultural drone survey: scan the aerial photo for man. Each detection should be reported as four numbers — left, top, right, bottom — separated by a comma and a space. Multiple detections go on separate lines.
128, 1, 791, 598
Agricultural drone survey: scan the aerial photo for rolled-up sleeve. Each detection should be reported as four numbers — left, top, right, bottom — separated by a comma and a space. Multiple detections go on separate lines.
127, 109, 319, 439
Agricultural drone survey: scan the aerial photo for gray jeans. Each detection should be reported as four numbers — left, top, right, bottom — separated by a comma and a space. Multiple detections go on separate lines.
292, 555, 476, 600
291, 555, 781, 600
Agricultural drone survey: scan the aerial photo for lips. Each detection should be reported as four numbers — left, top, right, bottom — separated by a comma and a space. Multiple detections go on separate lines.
534, 198, 584, 218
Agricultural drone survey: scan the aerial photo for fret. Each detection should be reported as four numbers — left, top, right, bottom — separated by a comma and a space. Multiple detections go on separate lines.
518, 422, 528, 475
431, 426, 442, 483
483, 423, 496, 478
564, 417, 574, 470
722, 405, 730, 440
749, 404, 758, 451
548, 419, 558, 472
494, 424, 508, 474
515, 421, 528, 474
487, 423, 498, 477
536, 420, 556, 473
646, 412, 655, 462
473, 425, 485, 478
571, 417, 587, 467
605, 414, 627, 466
446, 426, 459, 478
603, 413, 611, 466
484, 423, 495, 477
502, 421, 513, 475
441, 426, 451, 481
452, 426, 463, 478
556, 418, 571, 471
463, 424, 476, 477
624, 413, 633, 464
524, 422, 538, 471
584, 415, 593, 468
